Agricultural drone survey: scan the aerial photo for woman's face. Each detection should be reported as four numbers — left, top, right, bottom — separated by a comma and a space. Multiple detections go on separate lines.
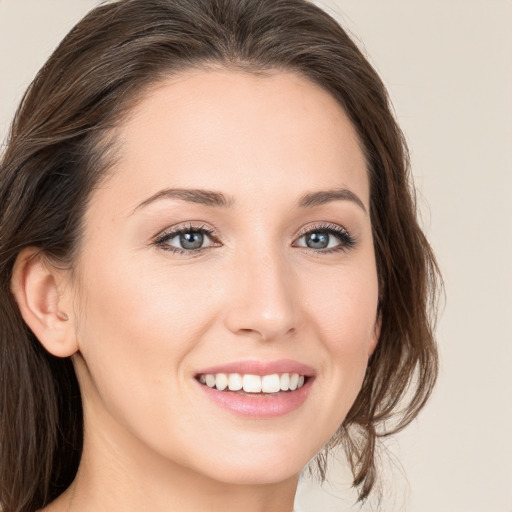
69, 69, 379, 485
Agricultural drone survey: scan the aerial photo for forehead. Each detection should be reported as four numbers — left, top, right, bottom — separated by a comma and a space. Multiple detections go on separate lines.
95, 69, 369, 214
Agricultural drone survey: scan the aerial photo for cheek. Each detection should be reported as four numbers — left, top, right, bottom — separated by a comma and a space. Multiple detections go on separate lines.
72, 249, 222, 407
301, 260, 379, 421
77, 248, 217, 345
306, 263, 379, 353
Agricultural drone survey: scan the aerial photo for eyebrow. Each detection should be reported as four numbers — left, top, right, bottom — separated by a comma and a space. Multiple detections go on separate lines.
133, 188, 234, 213
133, 187, 366, 213
298, 188, 367, 213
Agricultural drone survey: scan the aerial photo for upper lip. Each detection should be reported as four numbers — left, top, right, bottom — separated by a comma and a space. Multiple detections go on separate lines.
195, 359, 316, 377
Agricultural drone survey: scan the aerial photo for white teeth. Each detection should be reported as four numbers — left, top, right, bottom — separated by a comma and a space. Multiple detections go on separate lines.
243, 374, 262, 393
261, 374, 281, 393
215, 373, 228, 391
199, 372, 307, 393
289, 373, 299, 391
228, 373, 243, 391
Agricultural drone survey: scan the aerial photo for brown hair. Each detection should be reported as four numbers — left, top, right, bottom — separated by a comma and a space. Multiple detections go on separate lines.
0, 0, 440, 510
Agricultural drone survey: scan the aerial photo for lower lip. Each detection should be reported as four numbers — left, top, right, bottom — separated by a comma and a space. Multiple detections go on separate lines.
196, 378, 313, 419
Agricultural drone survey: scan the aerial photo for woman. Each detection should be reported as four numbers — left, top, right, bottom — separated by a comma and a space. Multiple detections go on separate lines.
0, 1, 440, 511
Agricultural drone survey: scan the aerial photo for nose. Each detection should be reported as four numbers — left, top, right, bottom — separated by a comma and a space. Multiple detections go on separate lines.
223, 250, 299, 342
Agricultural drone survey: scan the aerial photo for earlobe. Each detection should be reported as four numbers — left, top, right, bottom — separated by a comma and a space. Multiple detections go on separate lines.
10, 248, 78, 358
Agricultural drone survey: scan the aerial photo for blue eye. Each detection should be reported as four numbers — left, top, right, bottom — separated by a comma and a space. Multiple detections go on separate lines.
294, 224, 356, 253
154, 222, 355, 256
155, 224, 218, 253
175, 231, 206, 250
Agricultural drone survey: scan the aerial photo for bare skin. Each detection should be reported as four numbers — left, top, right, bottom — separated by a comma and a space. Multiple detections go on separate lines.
18, 69, 379, 512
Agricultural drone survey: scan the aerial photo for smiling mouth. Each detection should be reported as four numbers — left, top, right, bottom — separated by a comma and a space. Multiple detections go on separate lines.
196, 372, 307, 394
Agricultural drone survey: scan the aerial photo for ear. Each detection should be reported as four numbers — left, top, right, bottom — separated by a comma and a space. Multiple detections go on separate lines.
10, 247, 78, 357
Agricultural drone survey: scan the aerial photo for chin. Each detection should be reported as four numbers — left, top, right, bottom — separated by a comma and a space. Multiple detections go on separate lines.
184, 440, 315, 486
205, 459, 303, 486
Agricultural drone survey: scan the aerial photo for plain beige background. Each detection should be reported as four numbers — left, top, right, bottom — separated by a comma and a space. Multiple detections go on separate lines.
1, 1, 511, 511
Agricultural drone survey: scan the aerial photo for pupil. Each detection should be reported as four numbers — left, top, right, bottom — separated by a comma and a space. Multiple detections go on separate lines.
306, 232, 329, 249
180, 231, 204, 249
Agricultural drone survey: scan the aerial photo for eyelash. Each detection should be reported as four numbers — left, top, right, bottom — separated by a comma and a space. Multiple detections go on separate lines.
294, 223, 356, 254
153, 223, 219, 255
153, 222, 356, 255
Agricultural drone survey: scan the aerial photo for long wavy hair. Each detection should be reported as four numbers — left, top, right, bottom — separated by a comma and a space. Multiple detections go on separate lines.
0, 1, 440, 511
